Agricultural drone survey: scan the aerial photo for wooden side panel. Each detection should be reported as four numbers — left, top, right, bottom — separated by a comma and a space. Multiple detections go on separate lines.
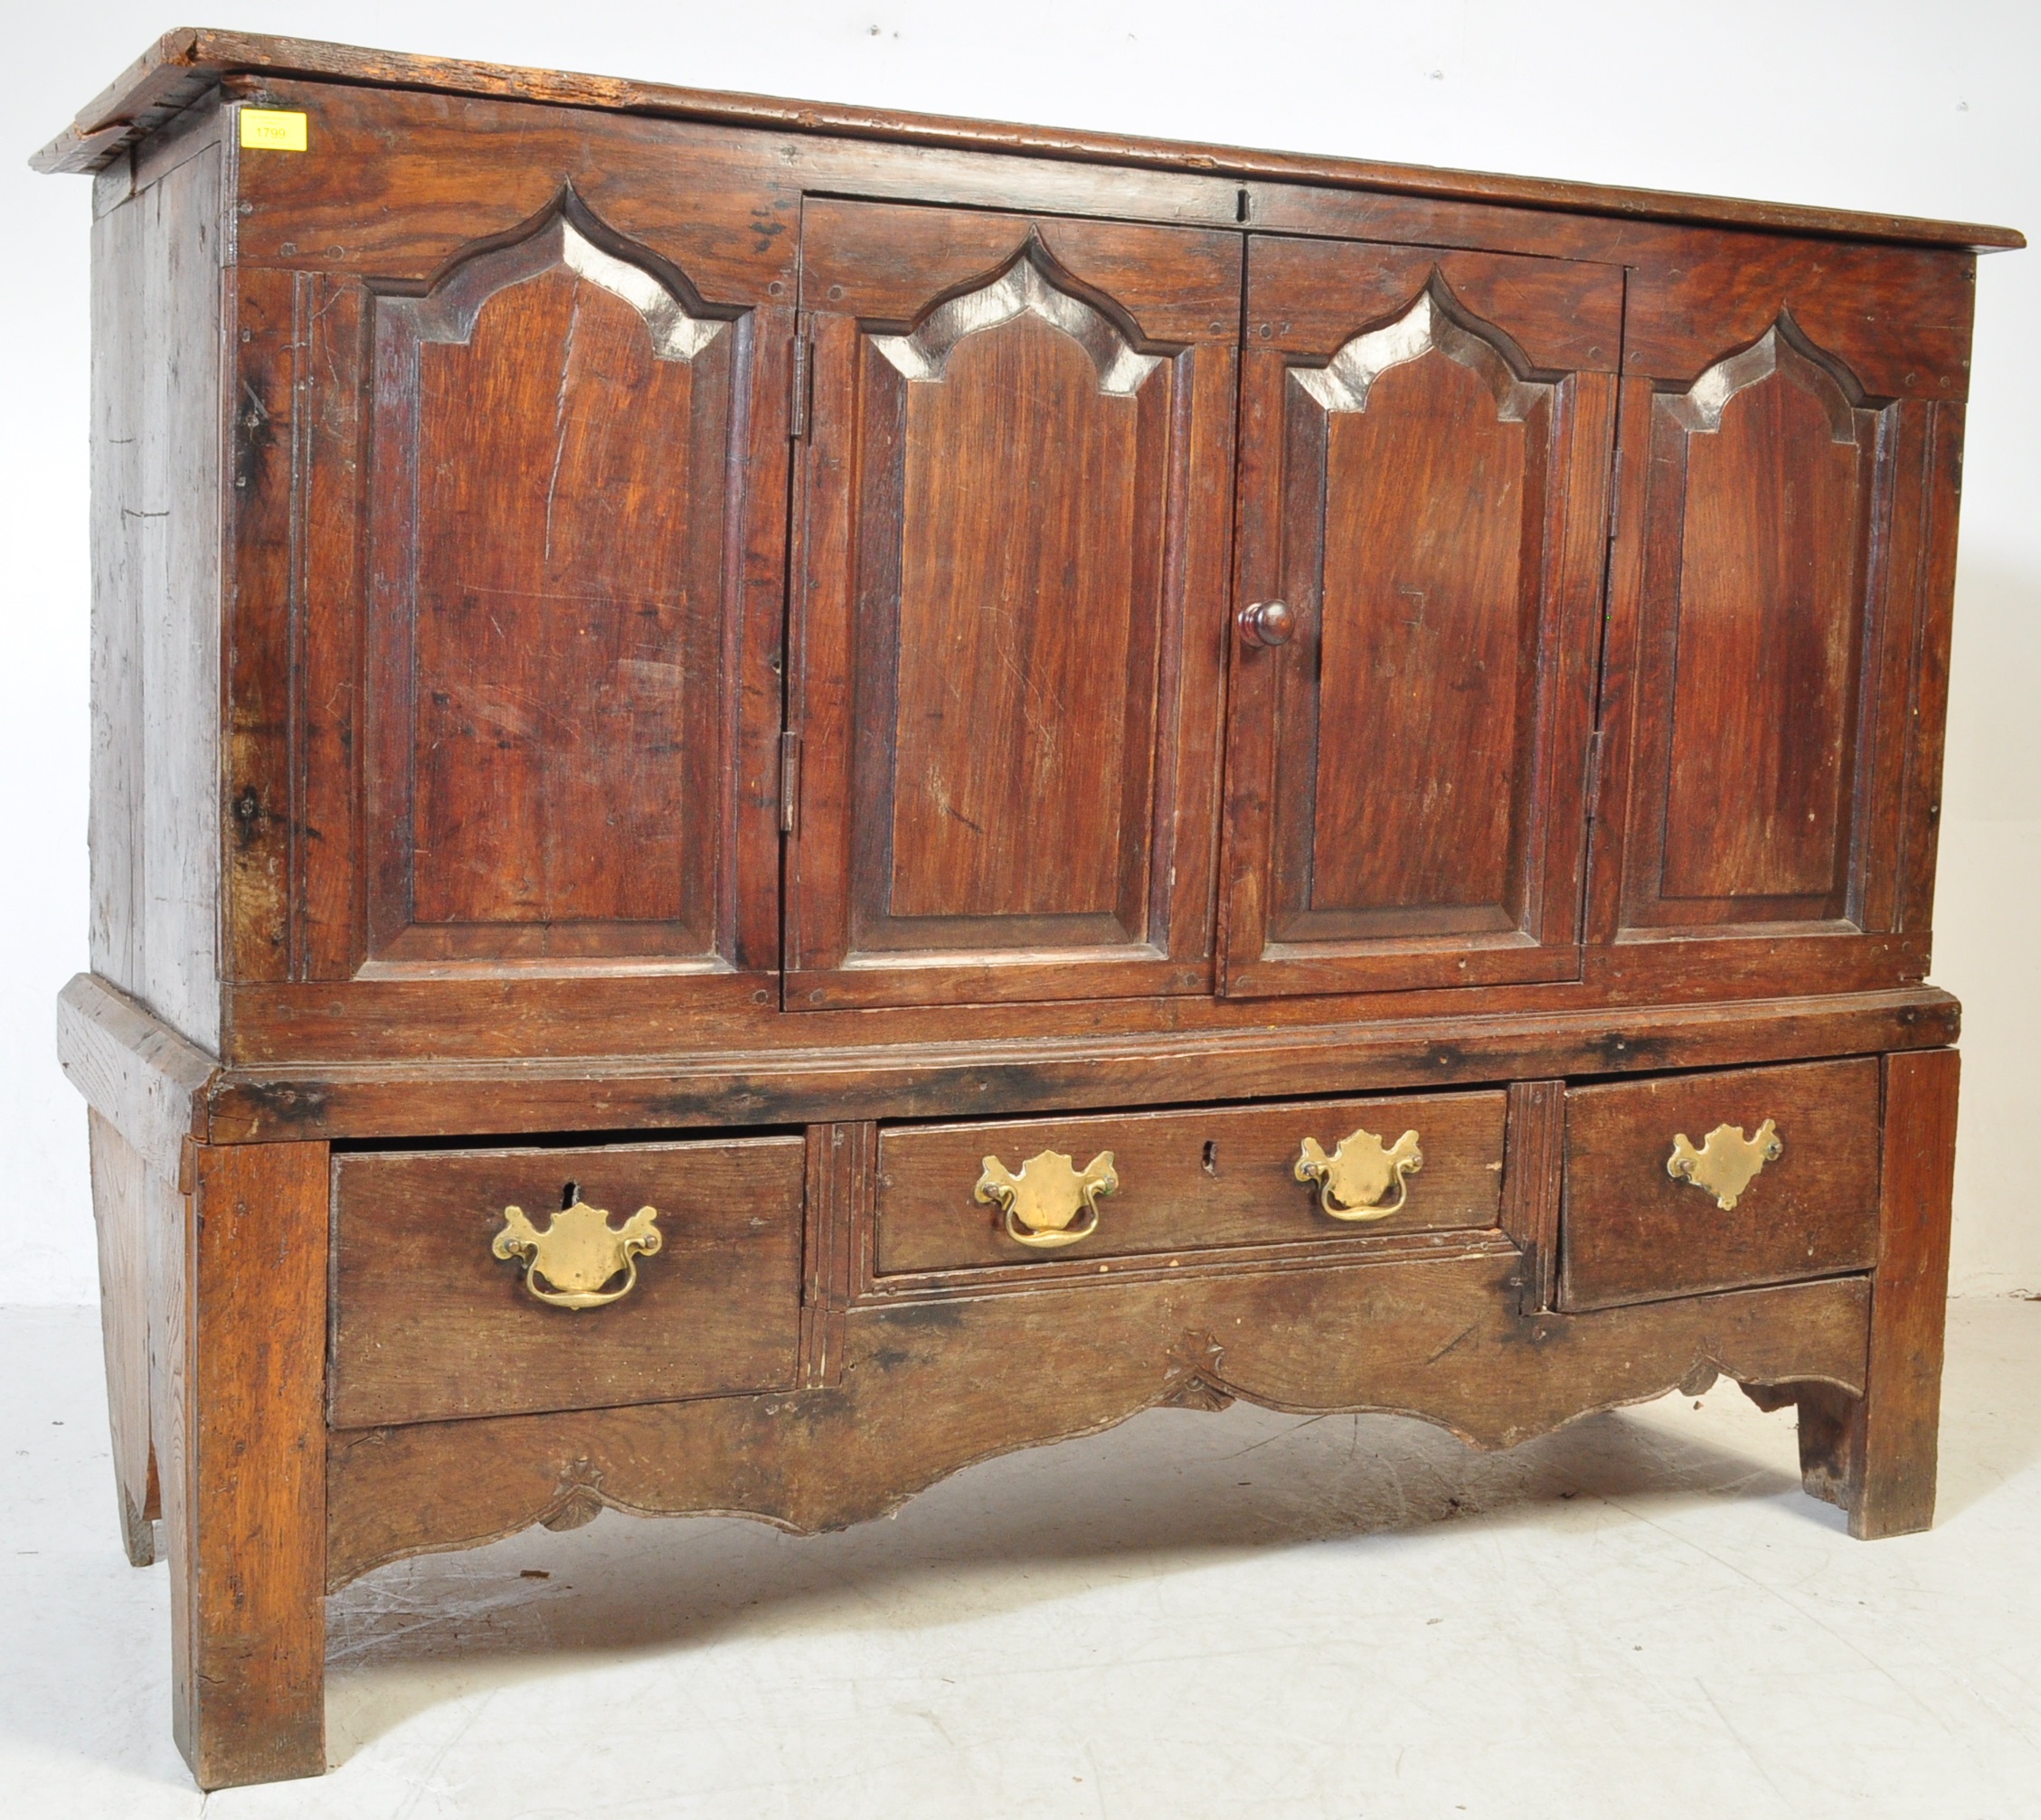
788, 200, 1239, 1009
1223, 240, 1617, 997
173, 1141, 328, 1790
1560, 1058, 1881, 1310
89, 131, 224, 1049
87, 1110, 161, 1565
874, 1089, 1507, 1276
329, 1137, 806, 1427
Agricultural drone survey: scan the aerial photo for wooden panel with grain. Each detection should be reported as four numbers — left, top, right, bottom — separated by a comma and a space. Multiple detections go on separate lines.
89, 124, 225, 1051
33, 32, 2026, 258
362, 199, 779, 968
874, 1090, 1507, 1277
1588, 279, 1968, 993
1559, 1057, 1881, 1311
87, 1110, 162, 1566
195, 985, 1960, 1144
786, 199, 1239, 1010
1221, 237, 1617, 997
329, 1137, 807, 1427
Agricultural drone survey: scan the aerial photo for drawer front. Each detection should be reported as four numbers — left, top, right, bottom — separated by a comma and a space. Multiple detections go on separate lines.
1560, 1059, 1880, 1311
331, 1137, 805, 1428
875, 1090, 1507, 1277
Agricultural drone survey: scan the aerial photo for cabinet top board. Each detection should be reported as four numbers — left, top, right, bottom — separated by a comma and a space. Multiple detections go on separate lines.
31, 24, 2025, 252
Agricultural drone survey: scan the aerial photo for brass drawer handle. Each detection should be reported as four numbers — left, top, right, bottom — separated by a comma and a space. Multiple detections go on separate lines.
1295, 1127, 1422, 1221
976, 1148, 1118, 1249
1668, 1120, 1781, 1210
493, 1197, 663, 1309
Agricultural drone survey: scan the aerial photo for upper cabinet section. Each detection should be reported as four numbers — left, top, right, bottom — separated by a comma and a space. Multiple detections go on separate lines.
784, 202, 1241, 1010
1219, 240, 1621, 999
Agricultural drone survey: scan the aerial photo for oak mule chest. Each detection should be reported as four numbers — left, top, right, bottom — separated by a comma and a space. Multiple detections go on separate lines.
40, 28, 2020, 1789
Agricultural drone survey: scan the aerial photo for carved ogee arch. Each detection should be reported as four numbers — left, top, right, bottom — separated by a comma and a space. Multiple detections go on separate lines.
390, 197, 729, 361
1664, 315, 1873, 443
1297, 278, 1549, 420
870, 244, 1163, 396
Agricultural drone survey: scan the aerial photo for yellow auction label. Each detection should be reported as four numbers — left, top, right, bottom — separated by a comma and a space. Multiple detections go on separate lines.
239, 108, 308, 152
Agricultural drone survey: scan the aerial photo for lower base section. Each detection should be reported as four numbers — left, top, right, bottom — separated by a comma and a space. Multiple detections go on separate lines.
73, 1022, 1960, 1790
327, 1260, 1875, 1588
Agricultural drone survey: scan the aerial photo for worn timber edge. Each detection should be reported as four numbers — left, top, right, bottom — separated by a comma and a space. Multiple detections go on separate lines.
31, 26, 2026, 252
58, 974, 216, 1182
156, 981, 1963, 1142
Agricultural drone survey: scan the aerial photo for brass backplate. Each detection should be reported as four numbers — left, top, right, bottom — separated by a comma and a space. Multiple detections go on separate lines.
975, 1148, 1119, 1249
493, 1199, 663, 1309
1295, 1127, 1423, 1221
1667, 1119, 1782, 1211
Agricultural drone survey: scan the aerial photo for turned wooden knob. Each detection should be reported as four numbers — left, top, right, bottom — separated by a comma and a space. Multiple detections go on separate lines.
1238, 599, 1296, 647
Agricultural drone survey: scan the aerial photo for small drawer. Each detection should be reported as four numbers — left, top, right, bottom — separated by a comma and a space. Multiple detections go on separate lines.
874, 1090, 1507, 1277
330, 1136, 805, 1428
1559, 1059, 1880, 1312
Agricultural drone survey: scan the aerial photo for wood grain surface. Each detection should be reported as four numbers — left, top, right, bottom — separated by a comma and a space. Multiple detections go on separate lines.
32, 28, 2024, 256
1560, 1058, 1881, 1310
874, 1090, 1507, 1275
325, 1263, 1873, 1587
330, 1138, 808, 1427
175, 1141, 330, 1789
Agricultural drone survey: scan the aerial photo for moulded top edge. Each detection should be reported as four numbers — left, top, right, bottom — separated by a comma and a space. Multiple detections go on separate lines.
29, 24, 2027, 254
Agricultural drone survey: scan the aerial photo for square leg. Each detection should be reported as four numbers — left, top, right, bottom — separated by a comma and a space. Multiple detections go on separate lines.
1793, 1048, 1960, 1539
162, 1139, 332, 1788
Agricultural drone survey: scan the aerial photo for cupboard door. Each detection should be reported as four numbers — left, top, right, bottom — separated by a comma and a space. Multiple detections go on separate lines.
1591, 306, 1944, 989
1220, 241, 1621, 998
785, 201, 1239, 1011
361, 193, 788, 973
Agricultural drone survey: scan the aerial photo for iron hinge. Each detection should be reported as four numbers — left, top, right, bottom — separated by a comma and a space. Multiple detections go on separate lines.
780, 729, 801, 833
789, 333, 811, 438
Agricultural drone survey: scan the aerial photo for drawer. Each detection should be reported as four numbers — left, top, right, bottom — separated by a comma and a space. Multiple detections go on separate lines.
1559, 1059, 1880, 1311
875, 1090, 1507, 1277
330, 1136, 805, 1428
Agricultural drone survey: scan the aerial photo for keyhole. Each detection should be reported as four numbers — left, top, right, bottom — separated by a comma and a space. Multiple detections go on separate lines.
561, 1180, 581, 1210
1202, 1141, 1219, 1177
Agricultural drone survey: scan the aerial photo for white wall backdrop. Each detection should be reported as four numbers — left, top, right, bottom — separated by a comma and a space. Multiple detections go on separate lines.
4, 2, 2035, 1302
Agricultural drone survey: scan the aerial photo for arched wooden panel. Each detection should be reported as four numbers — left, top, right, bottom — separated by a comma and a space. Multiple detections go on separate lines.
1616, 318, 1890, 934
1222, 247, 1621, 999
1290, 287, 1549, 932
364, 201, 754, 967
786, 201, 1241, 1011
880, 267, 1161, 927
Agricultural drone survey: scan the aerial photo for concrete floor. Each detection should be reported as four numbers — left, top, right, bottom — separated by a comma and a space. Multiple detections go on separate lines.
5, 1298, 2039, 1817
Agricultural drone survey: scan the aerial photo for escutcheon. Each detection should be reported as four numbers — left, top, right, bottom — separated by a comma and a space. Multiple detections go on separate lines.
1295, 1127, 1423, 1221
976, 1149, 1119, 1249
1667, 1120, 1782, 1210
493, 1198, 663, 1309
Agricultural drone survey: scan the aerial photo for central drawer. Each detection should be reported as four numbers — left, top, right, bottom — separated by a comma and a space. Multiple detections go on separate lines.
874, 1090, 1507, 1277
